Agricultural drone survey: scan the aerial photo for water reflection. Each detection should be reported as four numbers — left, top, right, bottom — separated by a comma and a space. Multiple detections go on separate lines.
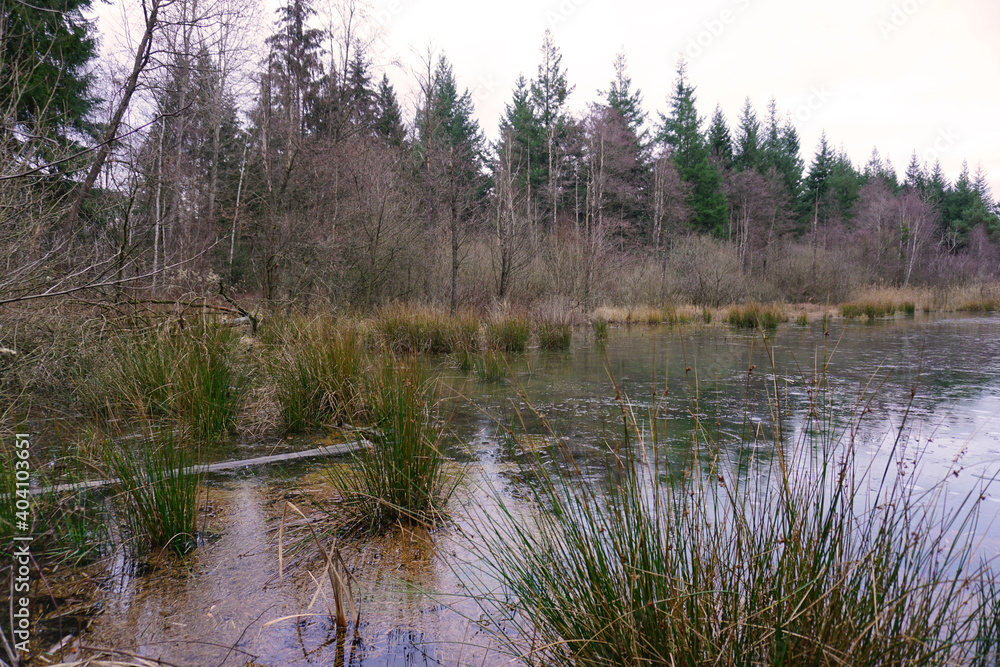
64, 313, 1000, 664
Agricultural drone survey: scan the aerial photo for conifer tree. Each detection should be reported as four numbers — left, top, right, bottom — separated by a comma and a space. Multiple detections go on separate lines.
530, 29, 574, 228
656, 61, 726, 235
1, 0, 98, 148
734, 98, 761, 172
706, 105, 733, 169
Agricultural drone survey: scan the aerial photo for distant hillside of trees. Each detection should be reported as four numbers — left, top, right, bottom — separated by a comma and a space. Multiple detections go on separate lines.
3, 0, 998, 310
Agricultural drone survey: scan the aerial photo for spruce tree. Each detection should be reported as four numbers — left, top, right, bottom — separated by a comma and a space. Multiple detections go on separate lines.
707, 105, 733, 169
499, 74, 545, 196
529, 29, 574, 228
0, 0, 97, 148
374, 74, 406, 147
656, 61, 726, 235
734, 98, 761, 172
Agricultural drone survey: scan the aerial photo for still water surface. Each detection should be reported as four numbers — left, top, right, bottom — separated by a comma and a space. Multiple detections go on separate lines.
78, 314, 1000, 665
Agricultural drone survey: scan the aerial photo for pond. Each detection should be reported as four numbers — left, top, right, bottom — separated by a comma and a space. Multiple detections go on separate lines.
27, 313, 1000, 665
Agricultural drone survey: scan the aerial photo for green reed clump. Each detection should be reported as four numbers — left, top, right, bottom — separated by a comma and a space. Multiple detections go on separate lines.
97, 325, 247, 441
726, 303, 785, 329
175, 326, 248, 441
474, 350, 508, 382
372, 304, 480, 354
101, 328, 177, 416
796, 313, 809, 326
485, 315, 531, 352
469, 379, 1000, 666
537, 321, 572, 351
105, 431, 202, 556
273, 319, 366, 432
958, 299, 999, 313
901, 301, 916, 315
841, 300, 897, 319
592, 318, 609, 346
328, 359, 455, 533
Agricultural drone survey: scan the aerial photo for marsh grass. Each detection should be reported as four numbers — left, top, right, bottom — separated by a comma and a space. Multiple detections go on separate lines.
958, 299, 999, 313
373, 304, 480, 354
474, 350, 508, 382
796, 313, 809, 326
105, 430, 202, 557
841, 300, 897, 319
592, 318, 609, 346
592, 305, 688, 325
536, 321, 572, 351
96, 325, 248, 441
326, 359, 456, 533
272, 318, 366, 432
468, 360, 1000, 665
726, 302, 786, 329
176, 326, 248, 440
485, 315, 531, 352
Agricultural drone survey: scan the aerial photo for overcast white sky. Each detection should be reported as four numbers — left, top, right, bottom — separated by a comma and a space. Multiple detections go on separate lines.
93, 0, 1000, 197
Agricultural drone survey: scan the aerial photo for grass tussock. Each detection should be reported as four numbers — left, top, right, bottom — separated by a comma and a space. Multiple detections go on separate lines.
840, 300, 897, 319
536, 321, 572, 351
485, 314, 531, 352
327, 359, 456, 533
372, 304, 480, 354
474, 350, 509, 382
105, 430, 202, 557
726, 302, 786, 329
270, 318, 367, 432
958, 299, 1000, 312
469, 378, 1000, 666
592, 318, 609, 346
95, 324, 248, 441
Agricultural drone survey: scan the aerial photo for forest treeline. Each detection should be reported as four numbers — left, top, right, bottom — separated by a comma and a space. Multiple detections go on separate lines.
3, 0, 999, 312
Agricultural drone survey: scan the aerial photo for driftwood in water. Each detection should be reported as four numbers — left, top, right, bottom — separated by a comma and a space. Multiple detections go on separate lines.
35, 440, 367, 495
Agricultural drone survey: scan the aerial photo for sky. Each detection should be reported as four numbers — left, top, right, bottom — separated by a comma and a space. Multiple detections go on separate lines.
92, 0, 1000, 197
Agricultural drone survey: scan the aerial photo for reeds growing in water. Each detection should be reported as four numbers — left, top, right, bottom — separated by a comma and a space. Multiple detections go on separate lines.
466, 359, 1000, 665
